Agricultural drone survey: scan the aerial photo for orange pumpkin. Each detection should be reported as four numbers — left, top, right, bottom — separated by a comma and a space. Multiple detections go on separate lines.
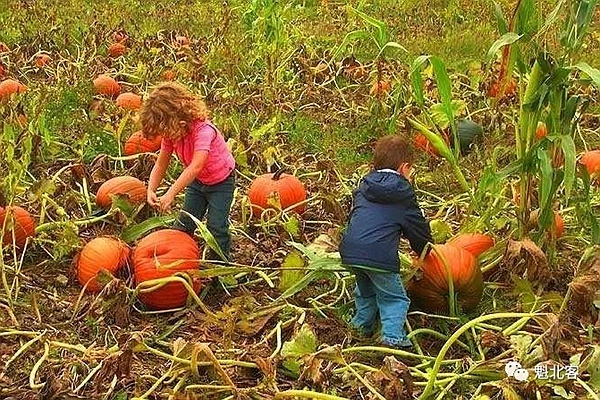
124, 130, 162, 156
77, 237, 130, 292
133, 229, 201, 310
248, 170, 307, 217
535, 121, 547, 140
408, 244, 483, 313
116, 92, 142, 110
0, 206, 36, 248
580, 150, 600, 180
35, 54, 51, 68
162, 69, 176, 81
108, 42, 127, 57
96, 176, 147, 209
447, 233, 495, 258
0, 79, 27, 98
529, 209, 564, 238
370, 80, 391, 96
93, 75, 121, 97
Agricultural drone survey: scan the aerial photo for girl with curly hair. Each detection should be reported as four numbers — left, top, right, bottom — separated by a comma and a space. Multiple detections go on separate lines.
140, 82, 236, 261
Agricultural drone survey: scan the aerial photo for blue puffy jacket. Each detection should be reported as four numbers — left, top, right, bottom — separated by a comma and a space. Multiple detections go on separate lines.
339, 170, 432, 273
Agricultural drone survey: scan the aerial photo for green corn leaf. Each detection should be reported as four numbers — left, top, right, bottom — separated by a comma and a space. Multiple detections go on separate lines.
561, 135, 576, 202
347, 6, 388, 47
573, 62, 600, 88
333, 30, 369, 59
537, 147, 553, 212
411, 55, 431, 106
487, 32, 523, 60
182, 210, 226, 261
408, 117, 454, 161
493, 2, 508, 34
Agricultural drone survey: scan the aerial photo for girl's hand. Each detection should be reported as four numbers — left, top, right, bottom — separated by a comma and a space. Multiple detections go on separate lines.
147, 190, 159, 207
158, 192, 175, 212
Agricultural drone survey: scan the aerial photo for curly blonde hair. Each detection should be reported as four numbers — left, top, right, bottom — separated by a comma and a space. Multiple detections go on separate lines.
140, 82, 209, 141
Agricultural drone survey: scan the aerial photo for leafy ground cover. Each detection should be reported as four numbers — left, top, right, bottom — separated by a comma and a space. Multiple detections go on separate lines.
1, 1, 600, 399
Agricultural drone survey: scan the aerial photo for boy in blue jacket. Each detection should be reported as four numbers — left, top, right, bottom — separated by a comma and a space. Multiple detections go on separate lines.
340, 135, 432, 348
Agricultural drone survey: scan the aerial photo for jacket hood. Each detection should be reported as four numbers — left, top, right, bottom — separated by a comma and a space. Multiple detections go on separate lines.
359, 171, 413, 204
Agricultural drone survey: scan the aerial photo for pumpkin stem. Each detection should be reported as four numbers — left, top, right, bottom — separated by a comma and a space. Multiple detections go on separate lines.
273, 168, 286, 180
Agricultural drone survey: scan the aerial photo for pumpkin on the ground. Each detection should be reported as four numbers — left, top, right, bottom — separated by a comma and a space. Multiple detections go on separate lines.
96, 176, 146, 209
133, 229, 201, 310
108, 42, 127, 57
0, 79, 27, 98
447, 233, 495, 258
93, 75, 120, 97
77, 237, 130, 292
529, 209, 564, 238
408, 244, 483, 313
116, 92, 142, 110
248, 169, 307, 217
580, 150, 600, 182
124, 131, 162, 156
0, 206, 35, 248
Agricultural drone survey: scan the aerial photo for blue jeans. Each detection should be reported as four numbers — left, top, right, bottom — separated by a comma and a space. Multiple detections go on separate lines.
173, 173, 235, 261
350, 267, 412, 347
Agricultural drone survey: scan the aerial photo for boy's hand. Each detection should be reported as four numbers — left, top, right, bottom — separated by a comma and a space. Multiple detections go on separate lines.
147, 190, 159, 207
158, 192, 175, 212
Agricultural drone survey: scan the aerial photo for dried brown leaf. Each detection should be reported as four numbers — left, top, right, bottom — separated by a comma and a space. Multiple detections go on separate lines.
503, 239, 549, 286
568, 248, 600, 327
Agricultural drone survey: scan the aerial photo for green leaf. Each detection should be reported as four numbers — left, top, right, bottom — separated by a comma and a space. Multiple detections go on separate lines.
430, 57, 455, 134
561, 135, 576, 202
487, 32, 523, 60
281, 324, 318, 376
537, 148, 553, 212
279, 250, 306, 292
430, 219, 453, 244
333, 30, 369, 59
552, 385, 575, 399
283, 215, 300, 238
429, 101, 466, 128
121, 215, 176, 243
493, 2, 508, 34
182, 211, 226, 261
573, 62, 600, 88
411, 55, 431, 107
250, 115, 279, 141
347, 6, 388, 47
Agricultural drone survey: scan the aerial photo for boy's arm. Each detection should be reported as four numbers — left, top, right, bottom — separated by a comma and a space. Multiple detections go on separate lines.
401, 194, 433, 257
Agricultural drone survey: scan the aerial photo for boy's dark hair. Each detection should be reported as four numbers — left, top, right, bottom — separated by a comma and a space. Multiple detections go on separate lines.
373, 135, 414, 170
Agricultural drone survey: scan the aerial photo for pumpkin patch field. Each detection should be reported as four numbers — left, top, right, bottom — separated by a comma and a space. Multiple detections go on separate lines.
2, 1, 600, 399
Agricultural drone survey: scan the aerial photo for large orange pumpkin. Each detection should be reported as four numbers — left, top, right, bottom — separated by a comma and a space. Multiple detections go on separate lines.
77, 237, 130, 292
133, 229, 201, 310
0, 79, 27, 98
248, 170, 307, 217
124, 131, 162, 156
447, 233, 495, 258
116, 92, 142, 110
580, 150, 600, 181
0, 206, 36, 248
96, 176, 147, 209
93, 75, 121, 97
408, 244, 483, 313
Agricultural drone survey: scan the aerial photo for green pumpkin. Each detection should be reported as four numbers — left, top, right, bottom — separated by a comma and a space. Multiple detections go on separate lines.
451, 119, 483, 155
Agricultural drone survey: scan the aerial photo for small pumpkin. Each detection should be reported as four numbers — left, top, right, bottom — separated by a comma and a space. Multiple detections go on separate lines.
248, 169, 307, 217
116, 92, 142, 110
370, 80, 391, 96
580, 150, 600, 181
34, 53, 51, 68
124, 130, 162, 155
77, 237, 130, 292
108, 42, 127, 57
133, 229, 201, 310
447, 233, 495, 258
0, 206, 36, 248
535, 121, 547, 140
96, 176, 147, 209
93, 75, 121, 97
529, 209, 564, 238
0, 79, 27, 98
452, 119, 483, 155
162, 69, 176, 81
408, 244, 483, 313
